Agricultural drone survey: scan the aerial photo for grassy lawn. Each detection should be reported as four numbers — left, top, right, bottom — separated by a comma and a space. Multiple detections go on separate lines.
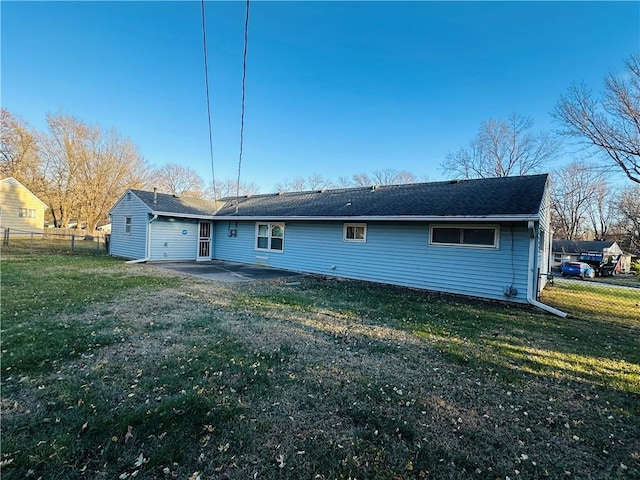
1, 251, 639, 479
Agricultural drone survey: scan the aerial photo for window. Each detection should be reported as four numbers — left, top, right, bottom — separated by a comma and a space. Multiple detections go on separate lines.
538, 229, 546, 252
344, 223, 367, 242
256, 223, 284, 252
28, 209, 36, 218
124, 217, 132, 235
430, 225, 498, 248
19, 208, 27, 217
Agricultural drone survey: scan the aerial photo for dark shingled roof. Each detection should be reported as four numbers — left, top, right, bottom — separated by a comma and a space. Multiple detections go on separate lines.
214, 174, 549, 218
552, 239, 616, 254
131, 190, 218, 216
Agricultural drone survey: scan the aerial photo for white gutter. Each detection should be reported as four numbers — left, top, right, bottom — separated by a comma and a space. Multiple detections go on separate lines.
527, 221, 567, 317
125, 214, 158, 264
125, 258, 149, 264
150, 210, 213, 220
212, 214, 540, 222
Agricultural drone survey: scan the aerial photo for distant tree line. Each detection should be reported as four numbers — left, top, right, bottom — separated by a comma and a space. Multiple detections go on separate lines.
0, 110, 425, 231
273, 169, 426, 194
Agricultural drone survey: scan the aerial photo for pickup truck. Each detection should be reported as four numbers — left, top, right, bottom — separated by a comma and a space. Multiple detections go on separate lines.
578, 252, 621, 277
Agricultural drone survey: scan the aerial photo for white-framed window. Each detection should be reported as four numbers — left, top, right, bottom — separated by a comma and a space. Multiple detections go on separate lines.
19, 208, 27, 217
124, 216, 132, 235
255, 222, 284, 252
343, 223, 367, 243
28, 209, 36, 218
430, 225, 499, 248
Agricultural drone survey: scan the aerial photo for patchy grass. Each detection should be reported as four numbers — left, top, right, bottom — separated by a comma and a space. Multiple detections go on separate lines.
592, 273, 639, 288
542, 278, 640, 329
1, 253, 639, 480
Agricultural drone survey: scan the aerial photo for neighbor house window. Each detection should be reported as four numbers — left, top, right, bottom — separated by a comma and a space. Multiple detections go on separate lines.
430, 225, 498, 248
19, 208, 27, 217
28, 209, 36, 218
124, 217, 132, 235
256, 223, 284, 252
344, 223, 367, 242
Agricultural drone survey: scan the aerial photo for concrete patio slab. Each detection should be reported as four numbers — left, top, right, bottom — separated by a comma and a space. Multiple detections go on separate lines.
149, 260, 304, 283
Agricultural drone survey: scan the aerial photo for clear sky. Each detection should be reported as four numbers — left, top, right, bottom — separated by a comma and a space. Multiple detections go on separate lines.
2, 1, 639, 192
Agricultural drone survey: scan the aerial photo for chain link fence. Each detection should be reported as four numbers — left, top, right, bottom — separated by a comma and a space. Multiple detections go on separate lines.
541, 265, 640, 322
1, 227, 108, 255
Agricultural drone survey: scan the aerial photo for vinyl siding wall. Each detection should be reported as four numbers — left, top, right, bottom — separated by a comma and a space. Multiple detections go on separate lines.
214, 221, 532, 303
149, 218, 200, 261
0, 180, 47, 236
109, 193, 150, 259
536, 184, 552, 292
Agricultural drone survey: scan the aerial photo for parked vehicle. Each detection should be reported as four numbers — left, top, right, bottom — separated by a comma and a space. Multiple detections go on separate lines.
561, 262, 595, 279
578, 252, 621, 276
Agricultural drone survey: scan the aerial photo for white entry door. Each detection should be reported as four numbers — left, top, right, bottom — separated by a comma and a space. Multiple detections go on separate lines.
197, 222, 212, 261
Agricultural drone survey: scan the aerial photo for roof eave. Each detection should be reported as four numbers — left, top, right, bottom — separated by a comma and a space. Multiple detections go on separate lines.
149, 210, 214, 220
211, 214, 540, 222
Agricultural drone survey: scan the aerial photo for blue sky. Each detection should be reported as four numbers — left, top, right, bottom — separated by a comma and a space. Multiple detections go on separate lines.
2, 1, 639, 192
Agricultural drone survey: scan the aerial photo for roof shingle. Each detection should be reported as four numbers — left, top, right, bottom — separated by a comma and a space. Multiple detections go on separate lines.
131, 190, 218, 216
127, 174, 548, 219
214, 174, 549, 218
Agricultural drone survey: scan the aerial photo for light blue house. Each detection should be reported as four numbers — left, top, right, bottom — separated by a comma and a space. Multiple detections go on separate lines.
108, 189, 218, 262
109, 175, 559, 313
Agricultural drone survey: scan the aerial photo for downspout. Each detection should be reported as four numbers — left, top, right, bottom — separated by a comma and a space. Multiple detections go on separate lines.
527, 220, 567, 317
125, 214, 158, 264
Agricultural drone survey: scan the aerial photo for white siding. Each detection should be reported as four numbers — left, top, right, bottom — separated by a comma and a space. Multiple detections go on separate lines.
109, 192, 150, 259
214, 220, 532, 303
149, 218, 199, 261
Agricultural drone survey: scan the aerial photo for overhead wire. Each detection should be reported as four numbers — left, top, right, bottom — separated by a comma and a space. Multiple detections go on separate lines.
235, 0, 250, 213
200, 0, 217, 201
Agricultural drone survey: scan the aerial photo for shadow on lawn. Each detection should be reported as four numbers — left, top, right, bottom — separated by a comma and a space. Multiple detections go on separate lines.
242, 278, 640, 396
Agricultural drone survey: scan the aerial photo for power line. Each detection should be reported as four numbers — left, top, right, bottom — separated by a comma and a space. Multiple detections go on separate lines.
235, 0, 250, 213
200, 0, 216, 201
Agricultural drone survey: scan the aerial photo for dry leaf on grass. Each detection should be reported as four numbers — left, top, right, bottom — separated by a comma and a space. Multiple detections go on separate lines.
134, 453, 145, 467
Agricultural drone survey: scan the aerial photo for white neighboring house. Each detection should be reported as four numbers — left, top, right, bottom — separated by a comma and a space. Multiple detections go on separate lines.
0, 177, 48, 237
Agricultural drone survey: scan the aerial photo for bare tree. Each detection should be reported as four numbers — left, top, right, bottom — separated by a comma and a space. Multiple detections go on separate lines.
274, 177, 307, 193
42, 113, 151, 231
370, 168, 417, 185
306, 173, 334, 190
586, 181, 616, 240
335, 176, 353, 188
351, 172, 373, 187
274, 174, 333, 192
442, 113, 558, 179
155, 164, 205, 197
616, 184, 640, 254
550, 162, 604, 240
207, 178, 260, 199
0, 109, 42, 190
554, 54, 640, 184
